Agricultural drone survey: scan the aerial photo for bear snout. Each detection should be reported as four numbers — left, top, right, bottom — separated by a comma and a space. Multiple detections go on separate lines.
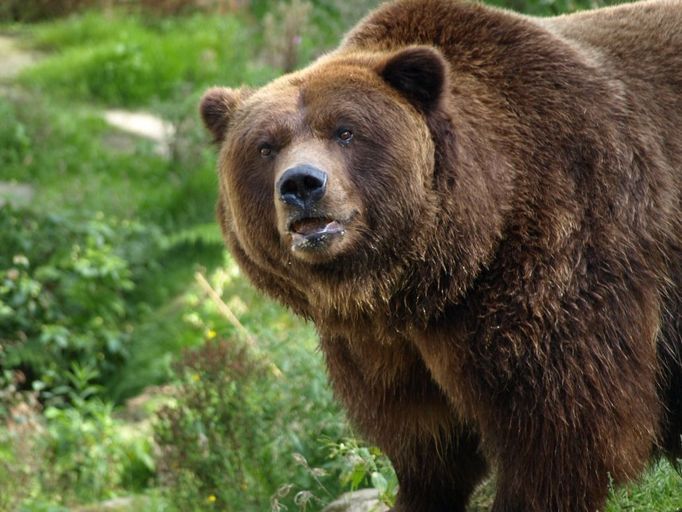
277, 164, 328, 210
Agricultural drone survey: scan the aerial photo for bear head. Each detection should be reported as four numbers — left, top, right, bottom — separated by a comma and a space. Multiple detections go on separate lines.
200, 46, 505, 321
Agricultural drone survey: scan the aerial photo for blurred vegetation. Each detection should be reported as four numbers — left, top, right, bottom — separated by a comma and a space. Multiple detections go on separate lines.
0, 0, 679, 511
0, 207, 164, 400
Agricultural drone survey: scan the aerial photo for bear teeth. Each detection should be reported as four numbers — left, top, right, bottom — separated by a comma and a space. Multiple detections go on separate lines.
291, 217, 333, 236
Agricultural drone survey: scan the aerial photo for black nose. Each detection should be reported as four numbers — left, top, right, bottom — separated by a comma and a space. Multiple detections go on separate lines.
277, 164, 328, 208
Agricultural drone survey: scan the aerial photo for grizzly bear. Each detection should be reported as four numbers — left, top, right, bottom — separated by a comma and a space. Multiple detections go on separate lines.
200, 0, 682, 510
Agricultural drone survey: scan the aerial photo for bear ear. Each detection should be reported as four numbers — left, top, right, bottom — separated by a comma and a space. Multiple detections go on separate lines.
199, 86, 252, 143
379, 46, 448, 113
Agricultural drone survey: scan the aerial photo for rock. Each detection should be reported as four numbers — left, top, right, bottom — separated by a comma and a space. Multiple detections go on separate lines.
118, 384, 176, 423
0, 182, 34, 207
103, 110, 175, 158
0, 35, 39, 81
322, 489, 389, 512
73, 496, 136, 511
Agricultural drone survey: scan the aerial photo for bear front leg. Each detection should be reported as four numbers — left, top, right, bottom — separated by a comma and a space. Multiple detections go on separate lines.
487, 421, 612, 512
388, 428, 488, 512
480, 358, 659, 512
320, 334, 488, 512
411, 278, 662, 512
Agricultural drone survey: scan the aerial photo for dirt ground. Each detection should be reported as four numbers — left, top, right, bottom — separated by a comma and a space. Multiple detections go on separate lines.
0, 34, 38, 80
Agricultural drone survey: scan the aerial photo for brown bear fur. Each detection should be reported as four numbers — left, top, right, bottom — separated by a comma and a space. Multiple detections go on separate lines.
200, 0, 682, 510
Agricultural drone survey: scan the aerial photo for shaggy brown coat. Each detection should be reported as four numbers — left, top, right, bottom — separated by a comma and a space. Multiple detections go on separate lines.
201, 0, 682, 510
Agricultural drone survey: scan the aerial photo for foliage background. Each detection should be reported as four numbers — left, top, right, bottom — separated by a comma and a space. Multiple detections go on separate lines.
0, 0, 679, 511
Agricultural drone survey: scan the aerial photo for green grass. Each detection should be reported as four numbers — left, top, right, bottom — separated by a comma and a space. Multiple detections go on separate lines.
0, 90, 223, 229
0, 94, 167, 217
467, 461, 682, 512
18, 11, 278, 106
607, 460, 682, 512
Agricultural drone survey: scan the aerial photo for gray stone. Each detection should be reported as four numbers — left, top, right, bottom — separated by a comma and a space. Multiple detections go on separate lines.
322, 489, 389, 512
0, 35, 39, 81
103, 110, 175, 158
72, 496, 136, 512
0, 182, 34, 207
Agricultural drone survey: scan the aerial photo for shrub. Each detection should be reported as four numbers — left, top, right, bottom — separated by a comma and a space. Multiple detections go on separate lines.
154, 323, 347, 511
158, 265, 352, 508
154, 339, 272, 511
0, 0, 97, 22
0, 206, 164, 401
0, 372, 43, 511
40, 396, 155, 504
267, 437, 399, 511
0, 364, 156, 508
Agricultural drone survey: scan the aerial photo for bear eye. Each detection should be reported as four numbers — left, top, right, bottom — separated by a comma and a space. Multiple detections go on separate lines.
336, 128, 353, 145
259, 144, 274, 158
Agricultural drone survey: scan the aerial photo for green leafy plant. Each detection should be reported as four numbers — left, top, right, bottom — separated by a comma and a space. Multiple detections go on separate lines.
327, 438, 398, 507
41, 395, 155, 504
154, 339, 272, 511
0, 372, 44, 511
153, 319, 346, 512
0, 206, 164, 401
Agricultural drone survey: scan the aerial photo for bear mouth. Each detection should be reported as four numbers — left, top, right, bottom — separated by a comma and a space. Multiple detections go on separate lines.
288, 216, 345, 251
